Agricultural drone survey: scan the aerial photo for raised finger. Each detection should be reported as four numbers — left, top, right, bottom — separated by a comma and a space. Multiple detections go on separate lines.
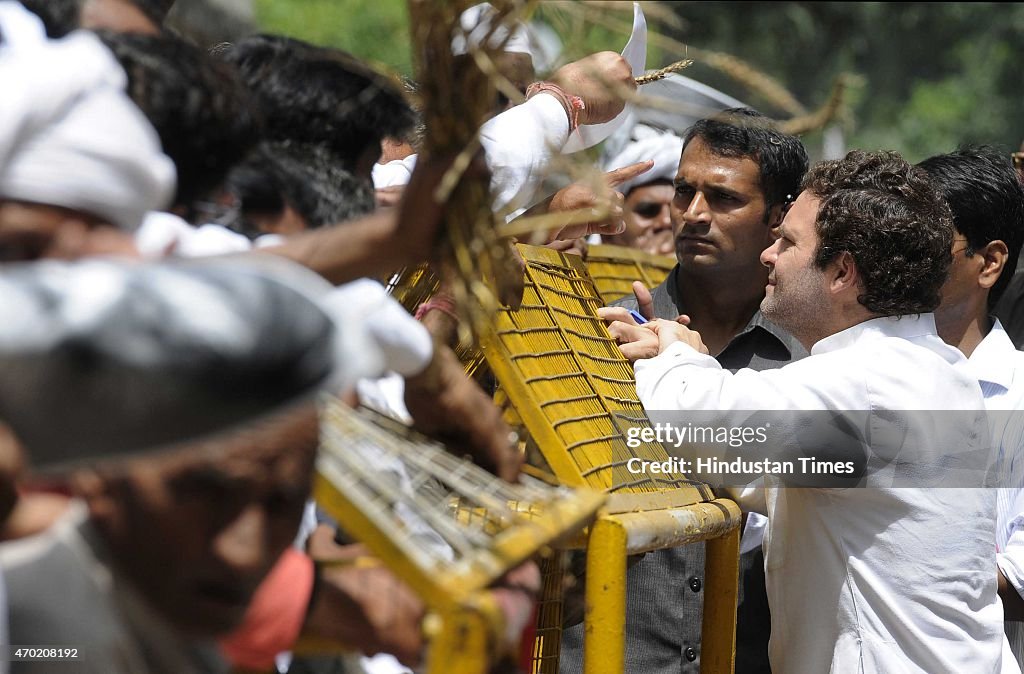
605, 160, 654, 187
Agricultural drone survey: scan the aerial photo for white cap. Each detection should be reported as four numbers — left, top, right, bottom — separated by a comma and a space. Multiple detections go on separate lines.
604, 128, 684, 195
0, 30, 175, 230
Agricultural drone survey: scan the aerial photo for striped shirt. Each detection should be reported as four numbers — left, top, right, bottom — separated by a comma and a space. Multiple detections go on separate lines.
972, 320, 1024, 668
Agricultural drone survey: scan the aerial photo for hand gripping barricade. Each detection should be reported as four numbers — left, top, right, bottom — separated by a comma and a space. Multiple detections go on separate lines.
388, 245, 744, 674
478, 244, 742, 674
306, 398, 606, 674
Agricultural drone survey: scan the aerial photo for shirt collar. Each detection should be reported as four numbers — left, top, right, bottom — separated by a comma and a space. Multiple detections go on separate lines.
969, 318, 1016, 390
664, 265, 804, 358
811, 313, 939, 356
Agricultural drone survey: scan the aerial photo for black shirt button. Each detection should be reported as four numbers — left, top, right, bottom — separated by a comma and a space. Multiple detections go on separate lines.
684, 647, 697, 662
689, 576, 702, 593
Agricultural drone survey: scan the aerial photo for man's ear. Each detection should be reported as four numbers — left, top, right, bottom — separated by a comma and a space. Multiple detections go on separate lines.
978, 240, 1009, 291
830, 251, 859, 294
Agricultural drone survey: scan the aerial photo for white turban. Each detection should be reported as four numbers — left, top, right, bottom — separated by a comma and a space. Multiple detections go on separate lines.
0, 1, 46, 51
451, 3, 533, 56
604, 129, 684, 196
0, 23, 175, 231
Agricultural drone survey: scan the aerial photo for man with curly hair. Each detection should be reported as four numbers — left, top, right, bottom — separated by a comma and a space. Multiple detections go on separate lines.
610, 150, 1010, 672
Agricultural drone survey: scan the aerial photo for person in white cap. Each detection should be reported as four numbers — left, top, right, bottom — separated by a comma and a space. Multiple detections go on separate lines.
601, 127, 684, 256
0, 13, 175, 260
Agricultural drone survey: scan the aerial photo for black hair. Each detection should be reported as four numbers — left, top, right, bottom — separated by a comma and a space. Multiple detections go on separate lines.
130, 0, 174, 25
683, 107, 808, 210
805, 150, 954, 317
18, 0, 81, 37
97, 30, 257, 212
227, 142, 375, 235
219, 34, 415, 175
918, 145, 1024, 308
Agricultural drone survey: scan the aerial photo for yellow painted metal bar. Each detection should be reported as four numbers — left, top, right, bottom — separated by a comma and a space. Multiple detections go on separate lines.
480, 327, 592, 488
701, 525, 741, 674
583, 518, 627, 674
424, 594, 504, 674
312, 470, 464, 608
487, 491, 606, 565
576, 500, 742, 674
563, 498, 742, 552
585, 244, 674, 303
615, 499, 741, 555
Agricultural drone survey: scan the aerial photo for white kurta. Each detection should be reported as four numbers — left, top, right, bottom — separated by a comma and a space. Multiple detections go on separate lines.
634, 314, 1007, 673
972, 320, 1024, 669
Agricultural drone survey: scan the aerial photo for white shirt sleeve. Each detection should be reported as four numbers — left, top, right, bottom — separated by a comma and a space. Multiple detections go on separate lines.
633, 341, 876, 503
998, 489, 1024, 598
320, 279, 434, 379
740, 511, 768, 554
365, 94, 568, 213
135, 213, 254, 258
634, 341, 869, 412
480, 93, 569, 213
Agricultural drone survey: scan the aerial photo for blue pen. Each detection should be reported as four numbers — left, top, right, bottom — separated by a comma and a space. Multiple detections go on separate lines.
628, 309, 649, 324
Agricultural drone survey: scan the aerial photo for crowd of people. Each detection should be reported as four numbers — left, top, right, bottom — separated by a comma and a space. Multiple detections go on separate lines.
2, 1, 1024, 673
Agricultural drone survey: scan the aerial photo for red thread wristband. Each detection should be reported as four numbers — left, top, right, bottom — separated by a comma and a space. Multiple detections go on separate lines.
525, 81, 585, 132
414, 293, 459, 322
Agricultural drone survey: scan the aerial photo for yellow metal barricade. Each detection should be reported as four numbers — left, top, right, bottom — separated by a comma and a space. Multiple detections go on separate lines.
308, 400, 606, 674
584, 243, 676, 304
385, 245, 742, 674
479, 245, 742, 674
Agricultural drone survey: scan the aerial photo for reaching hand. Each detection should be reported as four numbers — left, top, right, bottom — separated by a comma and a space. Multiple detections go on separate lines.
404, 345, 523, 481
631, 281, 656, 321
549, 51, 636, 126
598, 298, 692, 362
548, 161, 653, 241
645, 319, 709, 355
304, 533, 426, 666
604, 318, 661, 362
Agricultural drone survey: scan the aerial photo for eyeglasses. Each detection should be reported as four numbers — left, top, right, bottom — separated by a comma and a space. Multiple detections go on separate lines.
780, 193, 797, 219
951, 235, 974, 257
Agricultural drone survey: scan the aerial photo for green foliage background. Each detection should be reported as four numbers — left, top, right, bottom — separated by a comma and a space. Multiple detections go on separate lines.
253, 1, 1023, 161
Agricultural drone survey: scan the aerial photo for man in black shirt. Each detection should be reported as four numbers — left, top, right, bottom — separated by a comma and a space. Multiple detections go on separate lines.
561, 108, 807, 674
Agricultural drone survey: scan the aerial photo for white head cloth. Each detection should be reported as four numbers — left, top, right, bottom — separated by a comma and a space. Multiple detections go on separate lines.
371, 154, 418, 189
0, 24, 175, 230
451, 3, 532, 56
604, 127, 684, 195
0, 1, 46, 51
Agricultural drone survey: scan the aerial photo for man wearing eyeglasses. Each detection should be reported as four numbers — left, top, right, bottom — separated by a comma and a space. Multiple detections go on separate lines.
560, 108, 808, 674
992, 141, 1024, 346
601, 129, 684, 257
917, 145, 1024, 669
